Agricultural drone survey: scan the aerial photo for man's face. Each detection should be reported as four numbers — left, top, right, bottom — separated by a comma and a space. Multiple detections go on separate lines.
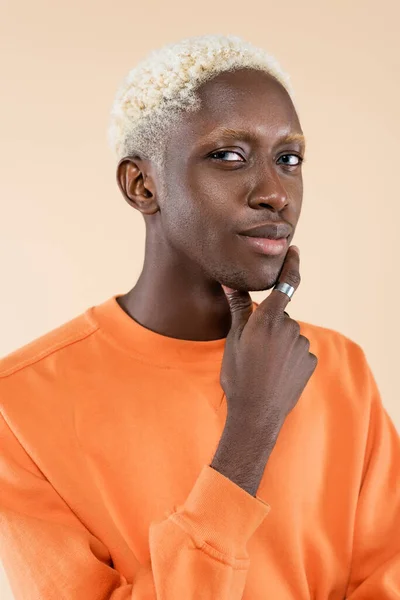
155, 68, 304, 292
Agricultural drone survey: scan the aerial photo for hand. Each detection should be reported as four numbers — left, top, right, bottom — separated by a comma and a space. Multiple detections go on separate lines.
220, 246, 318, 443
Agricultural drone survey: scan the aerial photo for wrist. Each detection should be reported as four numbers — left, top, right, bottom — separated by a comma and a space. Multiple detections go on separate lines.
210, 420, 274, 496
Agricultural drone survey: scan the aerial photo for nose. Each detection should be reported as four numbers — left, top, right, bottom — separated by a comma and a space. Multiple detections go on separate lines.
247, 168, 289, 212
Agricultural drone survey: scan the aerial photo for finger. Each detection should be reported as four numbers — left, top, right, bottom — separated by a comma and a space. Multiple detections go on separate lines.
309, 352, 318, 370
269, 246, 301, 312
221, 285, 253, 336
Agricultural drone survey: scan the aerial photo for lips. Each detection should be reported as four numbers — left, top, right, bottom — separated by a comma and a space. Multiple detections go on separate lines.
237, 221, 292, 257
239, 222, 292, 240
238, 235, 289, 256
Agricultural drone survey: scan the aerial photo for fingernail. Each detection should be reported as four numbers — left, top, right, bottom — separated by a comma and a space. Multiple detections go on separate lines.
291, 245, 300, 254
221, 285, 236, 294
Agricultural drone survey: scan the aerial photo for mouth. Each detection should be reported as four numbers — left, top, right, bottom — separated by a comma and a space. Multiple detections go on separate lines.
238, 234, 289, 256
237, 221, 292, 257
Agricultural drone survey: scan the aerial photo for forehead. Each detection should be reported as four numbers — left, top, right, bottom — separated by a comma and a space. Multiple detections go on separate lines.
170, 68, 302, 148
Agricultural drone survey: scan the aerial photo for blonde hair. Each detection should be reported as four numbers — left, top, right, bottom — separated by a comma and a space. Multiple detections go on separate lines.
108, 34, 295, 166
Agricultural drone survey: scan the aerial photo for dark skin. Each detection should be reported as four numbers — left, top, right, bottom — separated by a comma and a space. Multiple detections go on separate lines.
116, 67, 317, 496
116, 68, 305, 341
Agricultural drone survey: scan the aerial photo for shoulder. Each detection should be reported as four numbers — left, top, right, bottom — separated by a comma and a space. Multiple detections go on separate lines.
0, 306, 103, 435
296, 319, 375, 403
298, 319, 364, 361
0, 309, 98, 381
0, 309, 102, 488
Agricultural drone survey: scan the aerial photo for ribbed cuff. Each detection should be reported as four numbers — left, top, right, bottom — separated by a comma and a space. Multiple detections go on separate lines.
172, 465, 270, 561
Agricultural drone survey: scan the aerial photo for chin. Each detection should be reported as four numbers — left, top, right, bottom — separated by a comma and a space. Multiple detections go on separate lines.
220, 267, 281, 293
245, 277, 279, 293
209, 253, 284, 293
246, 258, 285, 291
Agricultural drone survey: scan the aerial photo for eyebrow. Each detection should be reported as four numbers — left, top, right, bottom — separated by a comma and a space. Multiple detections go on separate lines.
205, 127, 306, 152
281, 133, 306, 149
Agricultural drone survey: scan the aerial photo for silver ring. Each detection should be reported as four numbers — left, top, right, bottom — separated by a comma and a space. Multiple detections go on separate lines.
274, 282, 295, 300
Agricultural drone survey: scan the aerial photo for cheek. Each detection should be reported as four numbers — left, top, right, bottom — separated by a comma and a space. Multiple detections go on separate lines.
159, 189, 210, 256
162, 176, 229, 242
281, 178, 303, 223
176, 199, 226, 253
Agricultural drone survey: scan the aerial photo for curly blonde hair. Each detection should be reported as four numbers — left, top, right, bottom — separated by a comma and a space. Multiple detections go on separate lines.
108, 34, 295, 166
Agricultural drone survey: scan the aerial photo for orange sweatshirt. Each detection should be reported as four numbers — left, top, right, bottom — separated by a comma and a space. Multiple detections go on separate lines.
0, 294, 399, 599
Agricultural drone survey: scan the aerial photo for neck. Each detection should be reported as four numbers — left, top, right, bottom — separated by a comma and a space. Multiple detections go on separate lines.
117, 242, 233, 341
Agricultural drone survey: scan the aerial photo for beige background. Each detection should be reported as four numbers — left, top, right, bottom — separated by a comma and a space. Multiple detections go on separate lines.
1, 0, 399, 597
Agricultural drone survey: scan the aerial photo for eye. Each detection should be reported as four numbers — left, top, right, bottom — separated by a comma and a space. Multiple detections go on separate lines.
209, 150, 245, 162
277, 154, 304, 168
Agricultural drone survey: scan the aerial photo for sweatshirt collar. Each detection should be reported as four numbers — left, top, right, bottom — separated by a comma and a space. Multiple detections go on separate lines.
88, 294, 233, 368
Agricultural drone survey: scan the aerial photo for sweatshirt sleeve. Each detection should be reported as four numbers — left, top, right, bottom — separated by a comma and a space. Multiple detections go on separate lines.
345, 350, 400, 598
0, 410, 270, 600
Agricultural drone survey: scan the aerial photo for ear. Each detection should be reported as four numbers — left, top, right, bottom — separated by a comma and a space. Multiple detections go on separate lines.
116, 157, 159, 215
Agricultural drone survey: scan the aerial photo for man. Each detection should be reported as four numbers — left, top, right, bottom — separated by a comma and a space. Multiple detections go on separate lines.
0, 34, 399, 599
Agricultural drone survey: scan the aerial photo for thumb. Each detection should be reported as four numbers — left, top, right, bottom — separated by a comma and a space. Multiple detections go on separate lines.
221, 285, 253, 336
